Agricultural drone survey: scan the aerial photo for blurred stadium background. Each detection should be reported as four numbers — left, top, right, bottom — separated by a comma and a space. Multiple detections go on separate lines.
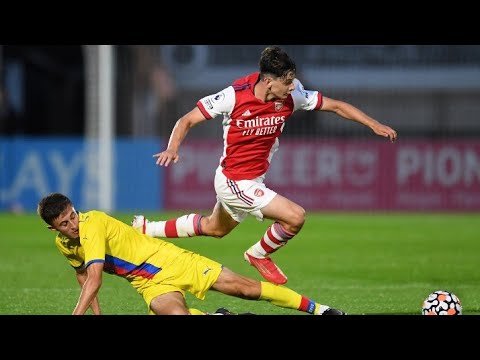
1, 45, 479, 213
1, 45, 479, 315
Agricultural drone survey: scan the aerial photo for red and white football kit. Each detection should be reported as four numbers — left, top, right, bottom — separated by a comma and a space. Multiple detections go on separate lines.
132, 72, 324, 285
197, 72, 323, 222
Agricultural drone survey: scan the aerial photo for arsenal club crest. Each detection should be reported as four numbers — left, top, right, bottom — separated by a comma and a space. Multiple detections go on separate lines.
274, 101, 283, 111
254, 188, 264, 197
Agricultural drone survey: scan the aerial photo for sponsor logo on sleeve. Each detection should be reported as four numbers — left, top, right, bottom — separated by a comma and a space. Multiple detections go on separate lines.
212, 92, 225, 103
204, 98, 213, 109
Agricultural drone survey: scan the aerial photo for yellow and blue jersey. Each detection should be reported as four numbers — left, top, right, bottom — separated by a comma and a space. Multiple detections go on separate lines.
56, 210, 192, 280
55, 210, 223, 311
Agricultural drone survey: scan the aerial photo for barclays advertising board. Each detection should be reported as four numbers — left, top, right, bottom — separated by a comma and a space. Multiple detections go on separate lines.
0, 137, 163, 212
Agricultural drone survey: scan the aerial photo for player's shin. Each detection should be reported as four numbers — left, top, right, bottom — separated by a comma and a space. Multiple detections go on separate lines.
148, 214, 203, 238
259, 282, 330, 315
247, 222, 294, 258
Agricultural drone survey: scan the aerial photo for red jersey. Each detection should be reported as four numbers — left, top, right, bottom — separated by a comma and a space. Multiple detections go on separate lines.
197, 72, 323, 180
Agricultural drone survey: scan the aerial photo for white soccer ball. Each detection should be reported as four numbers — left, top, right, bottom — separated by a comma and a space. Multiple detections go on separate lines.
422, 290, 462, 315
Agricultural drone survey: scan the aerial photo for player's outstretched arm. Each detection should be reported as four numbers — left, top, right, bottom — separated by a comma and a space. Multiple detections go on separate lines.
153, 107, 208, 167
75, 268, 102, 314
320, 96, 397, 143
72, 262, 103, 315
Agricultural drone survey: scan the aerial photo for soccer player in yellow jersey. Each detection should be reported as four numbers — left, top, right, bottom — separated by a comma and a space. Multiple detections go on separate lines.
38, 192, 346, 315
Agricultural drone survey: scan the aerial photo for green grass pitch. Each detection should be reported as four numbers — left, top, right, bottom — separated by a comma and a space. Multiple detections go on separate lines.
1, 211, 479, 315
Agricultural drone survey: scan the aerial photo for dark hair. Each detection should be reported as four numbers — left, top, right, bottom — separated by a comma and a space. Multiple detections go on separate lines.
259, 46, 296, 80
37, 193, 72, 225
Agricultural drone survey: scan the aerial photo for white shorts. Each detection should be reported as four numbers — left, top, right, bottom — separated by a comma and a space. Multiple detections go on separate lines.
214, 166, 277, 223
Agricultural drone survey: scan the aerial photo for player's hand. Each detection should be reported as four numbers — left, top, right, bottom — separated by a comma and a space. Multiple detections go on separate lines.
153, 149, 179, 167
372, 123, 397, 143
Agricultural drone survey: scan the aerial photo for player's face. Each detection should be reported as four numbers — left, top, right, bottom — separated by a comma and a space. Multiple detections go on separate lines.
50, 205, 79, 239
269, 75, 295, 100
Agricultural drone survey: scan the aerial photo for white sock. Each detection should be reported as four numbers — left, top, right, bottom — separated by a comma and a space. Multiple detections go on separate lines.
148, 214, 202, 238
315, 305, 330, 315
247, 222, 293, 258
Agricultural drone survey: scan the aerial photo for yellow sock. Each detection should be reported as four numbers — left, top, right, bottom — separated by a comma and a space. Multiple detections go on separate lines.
259, 282, 322, 314
259, 281, 302, 309
189, 308, 206, 315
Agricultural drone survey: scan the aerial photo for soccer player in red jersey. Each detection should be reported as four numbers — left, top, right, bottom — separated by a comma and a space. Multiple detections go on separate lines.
133, 46, 397, 285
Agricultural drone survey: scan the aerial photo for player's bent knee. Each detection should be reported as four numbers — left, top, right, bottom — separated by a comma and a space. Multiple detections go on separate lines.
291, 208, 306, 229
283, 216, 305, 235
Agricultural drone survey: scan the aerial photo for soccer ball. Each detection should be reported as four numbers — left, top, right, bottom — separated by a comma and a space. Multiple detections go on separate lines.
422, 290, 462, 315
